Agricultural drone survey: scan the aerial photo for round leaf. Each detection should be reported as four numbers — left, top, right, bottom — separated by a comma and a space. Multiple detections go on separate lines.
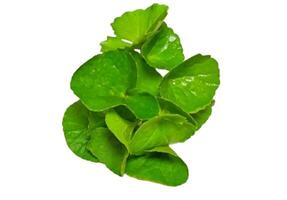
129, 114, 195, 154
71, 50, 136, 111
126, 152, 188, 186
111, 4, 168, 45
160, 54, 220, 113
62, 101, 105, 162
141, 23, 184, 70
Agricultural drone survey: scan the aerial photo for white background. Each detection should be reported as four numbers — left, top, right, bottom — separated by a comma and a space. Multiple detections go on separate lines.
1, 0, 287, 199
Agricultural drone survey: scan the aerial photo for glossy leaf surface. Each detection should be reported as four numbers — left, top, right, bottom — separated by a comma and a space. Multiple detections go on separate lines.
141, 23, 184, 70
160, 54, 220, 113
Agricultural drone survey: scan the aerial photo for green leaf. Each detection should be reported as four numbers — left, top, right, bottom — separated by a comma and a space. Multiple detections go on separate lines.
111, 4, 168, 45
145, 146, 177, 157
129, 51, 162, 96
71, 50, 136, 111
114, 105, 137, 122
71, 50, 158, 119
87, 128, 128, 176
125, 92, 159, 120
191, 102, 213, 130
100, 36, 132, 52
158, 97, 197, 125
129, 114, 195, 154
62, 101, 105, 162
141, 23, 184, 70
126, 152, 188, 186
160, 54, 220, 113
105, 109, 136, 149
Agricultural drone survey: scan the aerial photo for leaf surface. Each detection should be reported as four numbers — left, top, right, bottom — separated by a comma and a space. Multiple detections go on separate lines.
71, 50, 136, 111
130, 51, 162, 96
101, 36, 132, 52
126, 152, 188, 186
111, 4, 168, 45
105, 109, 136, 149
87, 128, 128, 176
129, 114, 195, 154
160, 54, 220, 113
141, 23, 184, 70
62, 101, 105, 162
158, 97, 196, 124
71, 50, 158, 119
125, 92, 159, 120
191, 102, 213, 130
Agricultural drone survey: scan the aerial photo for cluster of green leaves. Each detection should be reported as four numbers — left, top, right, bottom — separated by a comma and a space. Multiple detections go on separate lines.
62, 3, 220, 186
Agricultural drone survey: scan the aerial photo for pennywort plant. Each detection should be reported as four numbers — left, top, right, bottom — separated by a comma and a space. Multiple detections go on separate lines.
62, 3, 220, 186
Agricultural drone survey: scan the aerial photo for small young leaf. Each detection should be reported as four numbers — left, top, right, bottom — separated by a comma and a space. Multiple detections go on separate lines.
62, 101, 105, 162
160, 54, 220, 113
129, 114, 195, 154
105, 109, 136, 149
111, 4, 168, 45
141, 23, 184, 70
87, 128, 128, 176
126, 152, 188, 186
129, 51, 162, 96
100, 36, 132, 52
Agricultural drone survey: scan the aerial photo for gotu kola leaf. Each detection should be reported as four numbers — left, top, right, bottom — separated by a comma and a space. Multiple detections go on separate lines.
160, 54, 220, 113
141, 23, 184, 70
71, 50, 159, 120
158, 97, 197, 125
129, 114, 195, 154
64, 3, 220, 187
111, 3, 168, 45
126, 151, 188, 186
62, 101, 105, 162
105, 109, 136, 149
87, 127, 128, 176
129, 51, 162, 96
